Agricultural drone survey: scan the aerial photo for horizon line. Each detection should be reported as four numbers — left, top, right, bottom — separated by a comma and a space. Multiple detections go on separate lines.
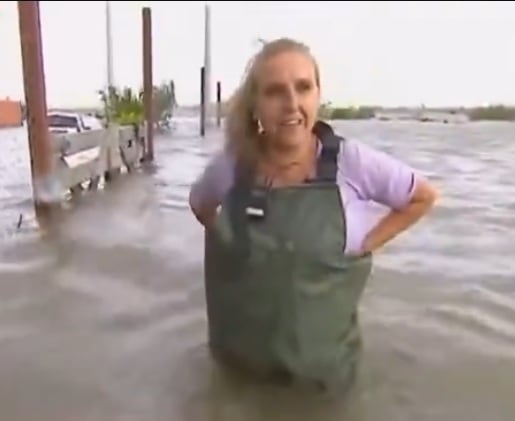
2, 95, 514, 111
54, 102, 515, 111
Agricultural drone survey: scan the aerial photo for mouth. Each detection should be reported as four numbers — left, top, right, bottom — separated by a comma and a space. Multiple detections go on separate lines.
279, 118, 303, 127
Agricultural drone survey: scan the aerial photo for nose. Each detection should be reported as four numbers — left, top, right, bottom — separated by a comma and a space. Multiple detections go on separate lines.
284, 85, 299, 111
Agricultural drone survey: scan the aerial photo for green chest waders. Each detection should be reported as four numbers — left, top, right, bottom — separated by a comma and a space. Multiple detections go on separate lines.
204, 121, 372, 392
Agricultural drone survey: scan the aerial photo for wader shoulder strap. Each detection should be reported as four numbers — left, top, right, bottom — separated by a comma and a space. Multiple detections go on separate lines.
228, 121, 344, 224
313, 121, 344, 183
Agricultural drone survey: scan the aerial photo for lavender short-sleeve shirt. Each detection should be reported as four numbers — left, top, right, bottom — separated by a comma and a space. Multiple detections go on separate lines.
190, 138, 420, 254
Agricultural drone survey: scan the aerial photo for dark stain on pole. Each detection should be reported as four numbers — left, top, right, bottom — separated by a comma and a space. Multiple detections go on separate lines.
200, 66, 206, 137
142, 7, 154, 161
17, 1, 54, 224
216, 81, 222, 128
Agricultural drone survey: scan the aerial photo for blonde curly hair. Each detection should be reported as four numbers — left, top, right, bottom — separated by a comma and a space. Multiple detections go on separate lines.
224, 38, 321, 169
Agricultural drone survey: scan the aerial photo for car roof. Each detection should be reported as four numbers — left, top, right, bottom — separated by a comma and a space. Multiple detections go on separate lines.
48, 111, 80, 118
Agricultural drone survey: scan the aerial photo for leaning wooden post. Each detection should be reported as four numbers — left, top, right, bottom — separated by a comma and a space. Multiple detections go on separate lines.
142, 7, 154, 161
18, 1, 56, 227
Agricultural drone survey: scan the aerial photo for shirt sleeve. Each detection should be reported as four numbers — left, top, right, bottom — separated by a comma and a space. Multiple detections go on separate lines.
341, 139, 421, 210
189, 148, 236, 212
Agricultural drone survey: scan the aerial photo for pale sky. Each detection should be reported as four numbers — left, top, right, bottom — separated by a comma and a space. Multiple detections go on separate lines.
1, 1, 514, 108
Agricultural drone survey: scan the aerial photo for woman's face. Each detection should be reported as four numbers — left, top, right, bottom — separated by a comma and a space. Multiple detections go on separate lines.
254, 50, 320, 149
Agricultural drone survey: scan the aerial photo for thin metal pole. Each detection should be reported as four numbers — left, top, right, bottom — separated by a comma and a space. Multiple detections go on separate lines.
104, 1, 114, 125
105, 1, 114, 88
142, 7, 154, 161
203, 4, 211, 124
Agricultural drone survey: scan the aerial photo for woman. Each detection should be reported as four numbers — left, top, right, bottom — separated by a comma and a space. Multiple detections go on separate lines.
189, 38, 438, 392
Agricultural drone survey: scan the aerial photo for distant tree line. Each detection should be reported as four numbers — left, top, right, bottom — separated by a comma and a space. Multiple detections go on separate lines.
318, 102, 376, 120
466, 105, 515, 121
318, 102, 515, 121
202, 98, 515, 122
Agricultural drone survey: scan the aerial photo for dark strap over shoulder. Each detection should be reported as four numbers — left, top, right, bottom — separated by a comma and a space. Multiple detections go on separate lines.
228, 121, 343, 231
234, 120, 343, 186
312, 121, 343, 183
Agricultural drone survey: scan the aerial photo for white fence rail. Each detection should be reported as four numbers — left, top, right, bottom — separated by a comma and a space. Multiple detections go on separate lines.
51, 124, 145, 196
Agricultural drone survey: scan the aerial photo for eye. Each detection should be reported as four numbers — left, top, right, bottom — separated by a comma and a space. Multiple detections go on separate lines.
296, 79, 313, 93
261, 79, 315, 98
263, 83, 285, 98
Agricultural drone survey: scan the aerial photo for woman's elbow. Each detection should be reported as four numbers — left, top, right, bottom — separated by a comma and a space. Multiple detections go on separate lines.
189, 191, 217, 228
188, 189, 204, 224
411, 178, 439, 211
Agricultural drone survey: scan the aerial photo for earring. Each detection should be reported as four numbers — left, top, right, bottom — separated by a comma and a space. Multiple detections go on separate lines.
257, 119, 264, 134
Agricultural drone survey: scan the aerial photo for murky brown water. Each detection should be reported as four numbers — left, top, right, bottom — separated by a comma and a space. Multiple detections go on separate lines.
1, 119, 515, 421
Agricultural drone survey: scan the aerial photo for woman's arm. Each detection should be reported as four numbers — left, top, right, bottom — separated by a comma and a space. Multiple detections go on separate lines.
189, 150, 235, 229
361, 177, 438, 253
343, 140, 438, 254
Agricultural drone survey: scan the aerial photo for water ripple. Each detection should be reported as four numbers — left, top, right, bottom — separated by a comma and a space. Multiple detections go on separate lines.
1, 119, 515, 420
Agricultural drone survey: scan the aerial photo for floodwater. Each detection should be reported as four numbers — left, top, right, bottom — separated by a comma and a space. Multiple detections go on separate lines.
1, 119, 514, 421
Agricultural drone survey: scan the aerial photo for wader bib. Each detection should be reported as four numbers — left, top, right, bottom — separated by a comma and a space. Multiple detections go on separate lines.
204, 121, 372, 392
